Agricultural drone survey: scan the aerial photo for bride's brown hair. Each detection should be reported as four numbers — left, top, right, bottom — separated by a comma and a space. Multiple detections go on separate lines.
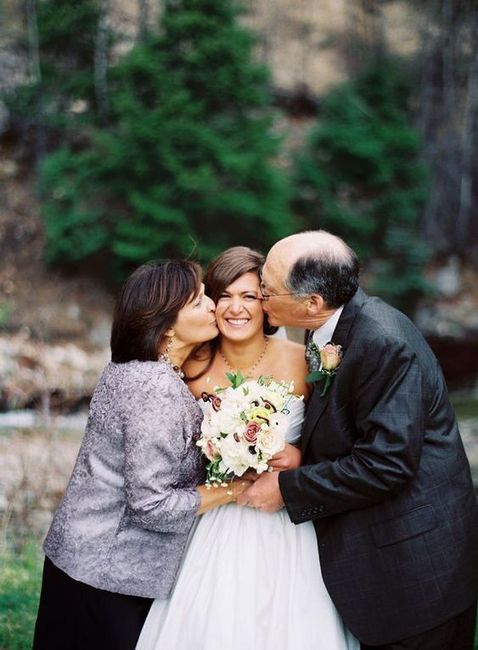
186, 246, 277, 381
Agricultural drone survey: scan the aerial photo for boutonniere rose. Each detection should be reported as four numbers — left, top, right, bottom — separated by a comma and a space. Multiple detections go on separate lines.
306, 341, 343, 397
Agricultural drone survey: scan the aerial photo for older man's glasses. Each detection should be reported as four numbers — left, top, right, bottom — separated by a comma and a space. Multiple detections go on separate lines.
259, 282, 296, 301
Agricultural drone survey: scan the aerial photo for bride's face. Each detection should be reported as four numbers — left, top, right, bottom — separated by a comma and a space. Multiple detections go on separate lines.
215, 272, 264, 342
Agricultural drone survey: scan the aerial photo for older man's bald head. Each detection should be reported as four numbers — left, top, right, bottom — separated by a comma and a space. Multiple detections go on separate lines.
269, 231, 353, 269
265, 230, 359, 308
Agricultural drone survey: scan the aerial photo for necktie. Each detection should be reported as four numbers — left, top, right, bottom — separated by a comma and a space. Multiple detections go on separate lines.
304, 330, 321, 373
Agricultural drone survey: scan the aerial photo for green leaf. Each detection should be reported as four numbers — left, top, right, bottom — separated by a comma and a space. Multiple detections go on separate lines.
226, 370, 246, 388
306, 370, 324, 384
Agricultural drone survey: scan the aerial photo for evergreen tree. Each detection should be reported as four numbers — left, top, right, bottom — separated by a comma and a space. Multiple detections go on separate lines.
294, 59, 429, 311
40, 0, 293, 279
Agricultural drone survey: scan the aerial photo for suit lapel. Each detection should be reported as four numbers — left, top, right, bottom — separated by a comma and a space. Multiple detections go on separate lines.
301, 384, 330, 451
301, 288, 368, 453
328, 287, 366, 348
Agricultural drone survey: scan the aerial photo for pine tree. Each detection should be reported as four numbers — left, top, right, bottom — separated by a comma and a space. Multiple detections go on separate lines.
40, 0, 293, 279
293, 59, 429, 311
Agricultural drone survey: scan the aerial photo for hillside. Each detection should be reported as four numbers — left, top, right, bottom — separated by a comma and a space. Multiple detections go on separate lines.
0, 144, 112, 411
0, 0, 477, 411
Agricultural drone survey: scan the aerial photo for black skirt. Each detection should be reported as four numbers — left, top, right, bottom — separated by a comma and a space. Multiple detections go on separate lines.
33, 556, 153, 650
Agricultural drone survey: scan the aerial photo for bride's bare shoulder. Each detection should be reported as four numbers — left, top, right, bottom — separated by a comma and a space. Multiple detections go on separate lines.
268, 337, 306, 360
267, 338, 310, 399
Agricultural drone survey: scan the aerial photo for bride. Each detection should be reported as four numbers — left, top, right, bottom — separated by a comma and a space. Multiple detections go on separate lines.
136, 247, 358, 650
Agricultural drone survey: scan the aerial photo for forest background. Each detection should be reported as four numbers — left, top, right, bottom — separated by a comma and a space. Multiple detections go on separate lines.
0, 1, 478, 648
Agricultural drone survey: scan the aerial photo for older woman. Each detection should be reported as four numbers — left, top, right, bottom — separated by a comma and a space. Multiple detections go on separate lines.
32, 260, 250, 650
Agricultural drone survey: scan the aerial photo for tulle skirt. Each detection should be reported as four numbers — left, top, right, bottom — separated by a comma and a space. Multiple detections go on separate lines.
136, 503, 358, 650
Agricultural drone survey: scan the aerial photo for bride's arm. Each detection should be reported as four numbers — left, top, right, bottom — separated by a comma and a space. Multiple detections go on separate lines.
196, 479, 252, 515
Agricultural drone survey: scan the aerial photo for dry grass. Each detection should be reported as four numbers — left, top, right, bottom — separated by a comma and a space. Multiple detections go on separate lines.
0, 427, 82, 552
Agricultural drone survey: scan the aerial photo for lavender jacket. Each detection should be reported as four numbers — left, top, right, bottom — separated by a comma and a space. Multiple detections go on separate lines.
44, 360, 204, 598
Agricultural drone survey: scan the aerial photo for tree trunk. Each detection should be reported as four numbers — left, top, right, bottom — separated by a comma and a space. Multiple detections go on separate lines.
137, 0, 149, 43
94, 0, 110, 124
25, 0, 45, 173
417, 0, 478, 258
457, 8, 478, 247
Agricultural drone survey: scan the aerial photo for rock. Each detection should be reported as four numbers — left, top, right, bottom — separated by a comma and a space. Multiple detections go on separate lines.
431, 256, 462, 297
415, 304, 474, 339
0, 333, 109, 411
0, 158, 17, 178
67, 303, 81, 321
89, 317, 112, 347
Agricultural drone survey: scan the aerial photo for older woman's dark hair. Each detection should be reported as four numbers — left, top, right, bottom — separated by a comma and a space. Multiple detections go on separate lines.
111, 260, 201, 363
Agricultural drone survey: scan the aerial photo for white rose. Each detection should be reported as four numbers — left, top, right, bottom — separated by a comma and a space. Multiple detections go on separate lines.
220, 434, 254, 476
256, 424, 285, 458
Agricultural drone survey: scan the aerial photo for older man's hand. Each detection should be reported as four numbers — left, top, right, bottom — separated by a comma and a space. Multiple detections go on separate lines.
236, 470, 285, 512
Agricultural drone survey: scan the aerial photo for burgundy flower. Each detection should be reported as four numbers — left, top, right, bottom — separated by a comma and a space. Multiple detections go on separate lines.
200, 392, 222, 411
211, 395, 222, 412
244, 421, 260, 443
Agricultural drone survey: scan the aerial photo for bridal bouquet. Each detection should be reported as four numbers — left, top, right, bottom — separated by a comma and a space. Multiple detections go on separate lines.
197, 372, 301, 486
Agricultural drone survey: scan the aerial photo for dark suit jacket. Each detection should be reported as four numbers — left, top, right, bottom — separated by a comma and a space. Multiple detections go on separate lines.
280, 288, 478, 645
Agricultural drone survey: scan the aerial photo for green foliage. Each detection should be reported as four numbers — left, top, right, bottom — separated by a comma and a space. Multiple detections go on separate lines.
40, 0, 293, 280
0, 303, 11, 327
294, 59, 429, 311
0, 543, 43, 650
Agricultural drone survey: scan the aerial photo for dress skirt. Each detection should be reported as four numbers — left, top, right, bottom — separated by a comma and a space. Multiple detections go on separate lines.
136, 504, 358, 650
33, 556, 153, 650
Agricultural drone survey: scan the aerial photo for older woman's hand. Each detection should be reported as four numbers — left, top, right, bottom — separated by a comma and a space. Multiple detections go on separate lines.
197, 478, 253, 514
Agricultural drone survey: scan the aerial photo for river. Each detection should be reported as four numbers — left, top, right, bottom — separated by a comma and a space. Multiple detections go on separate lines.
1, 391, 477, 484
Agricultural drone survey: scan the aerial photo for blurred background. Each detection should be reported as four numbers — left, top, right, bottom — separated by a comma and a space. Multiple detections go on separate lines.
0, 0, 478, 647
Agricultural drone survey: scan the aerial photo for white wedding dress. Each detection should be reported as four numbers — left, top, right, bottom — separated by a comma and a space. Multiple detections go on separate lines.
136, 399, 358, 650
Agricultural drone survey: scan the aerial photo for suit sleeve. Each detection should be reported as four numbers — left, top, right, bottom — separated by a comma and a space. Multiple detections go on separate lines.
124, 374, 200, 533
279, 337, 426, 523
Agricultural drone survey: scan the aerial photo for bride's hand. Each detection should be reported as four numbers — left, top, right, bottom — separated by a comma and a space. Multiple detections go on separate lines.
267, 443, 302, 471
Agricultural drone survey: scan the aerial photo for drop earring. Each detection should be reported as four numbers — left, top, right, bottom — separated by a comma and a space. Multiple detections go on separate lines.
159, 334, 184, 379
165, 335, 174, 358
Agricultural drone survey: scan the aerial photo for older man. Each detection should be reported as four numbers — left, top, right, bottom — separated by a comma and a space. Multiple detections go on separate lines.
238, 231, 478, 649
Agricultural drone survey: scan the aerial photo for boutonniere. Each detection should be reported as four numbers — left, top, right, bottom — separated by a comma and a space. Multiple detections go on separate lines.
306, 341, 343, 397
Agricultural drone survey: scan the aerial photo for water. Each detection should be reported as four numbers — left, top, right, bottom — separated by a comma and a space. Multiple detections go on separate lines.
0, 396, 477, 484
0, 409, 88, 432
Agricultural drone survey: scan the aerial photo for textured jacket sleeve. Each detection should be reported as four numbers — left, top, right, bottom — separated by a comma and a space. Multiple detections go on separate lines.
123, 372, 200, 534
280, 336, 426, 522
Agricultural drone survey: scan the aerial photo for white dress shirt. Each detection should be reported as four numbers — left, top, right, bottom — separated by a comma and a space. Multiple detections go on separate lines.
311, 306, 344, 348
